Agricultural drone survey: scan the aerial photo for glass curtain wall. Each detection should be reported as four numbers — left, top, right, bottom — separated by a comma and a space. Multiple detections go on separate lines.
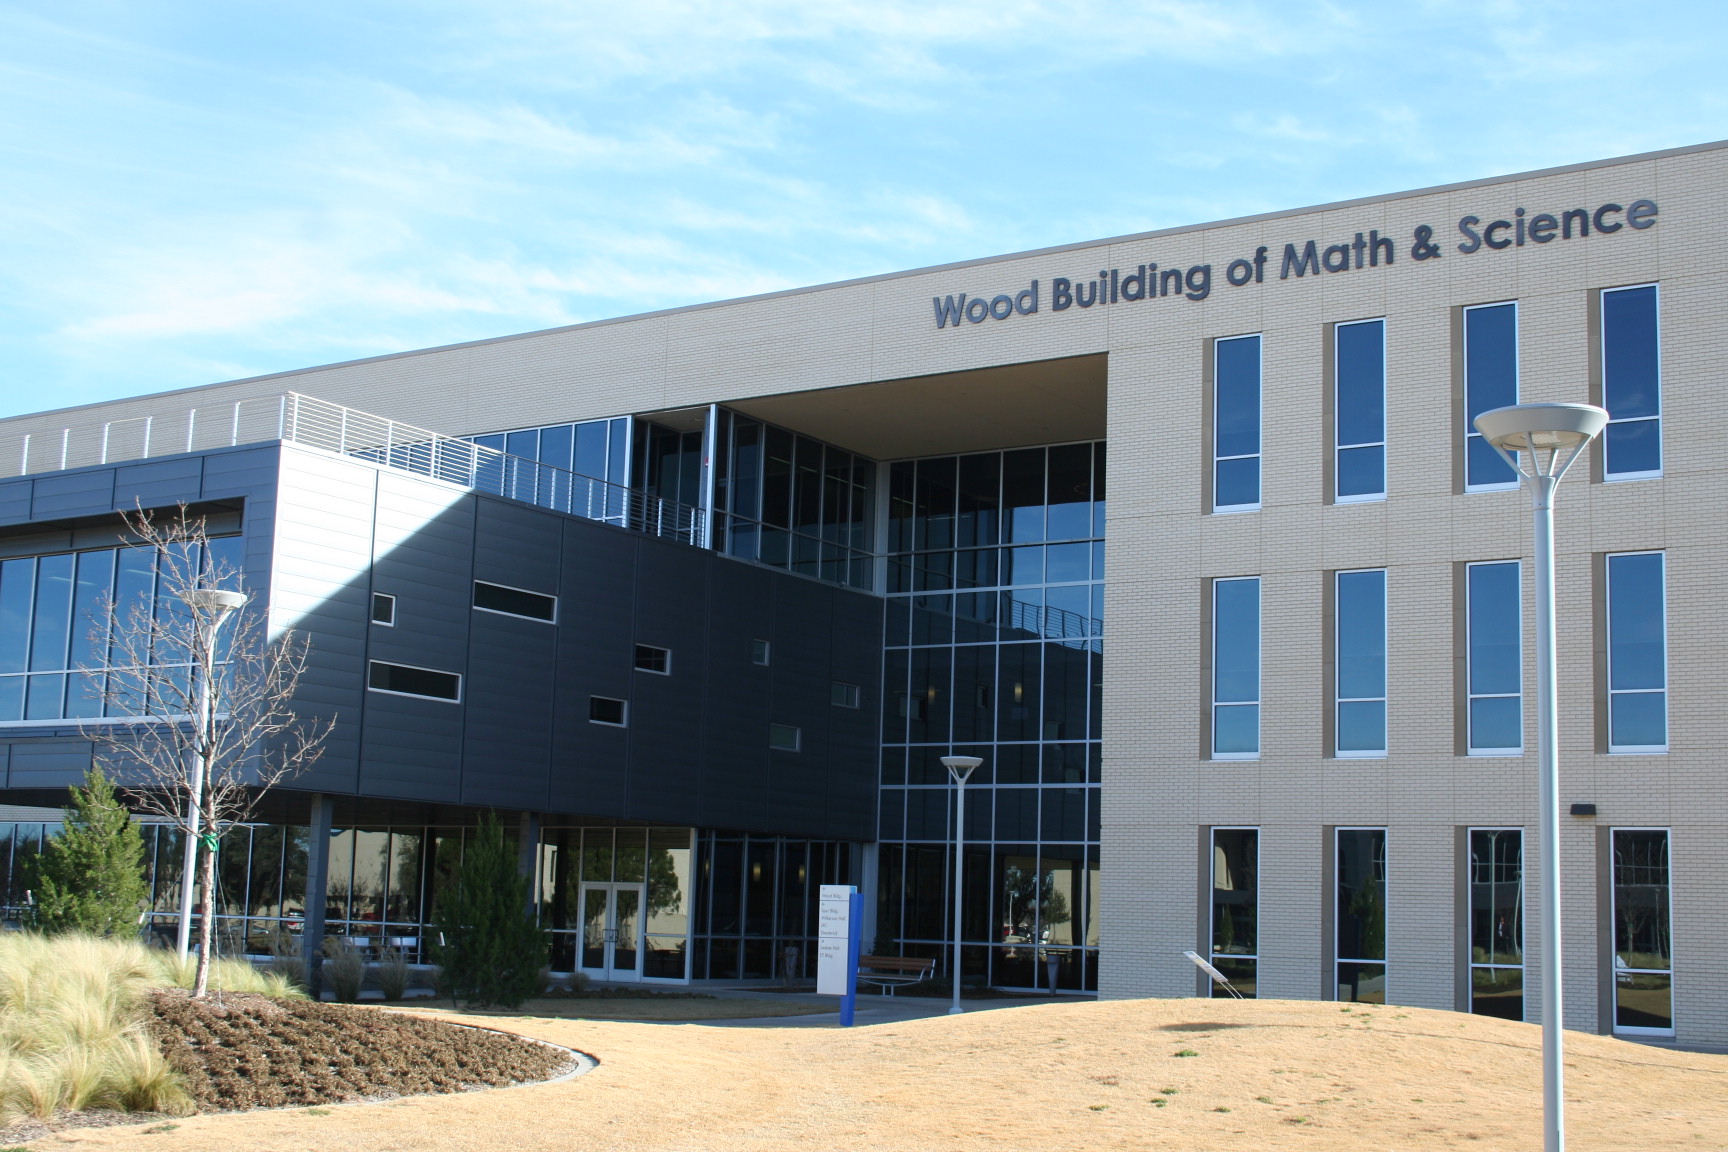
712, 409, 875, 589
0, 536, 244, 723
0, 818, 62, 924
689, 831, 853, 980
877, 441, 1104, 991
469, 416, 633, 524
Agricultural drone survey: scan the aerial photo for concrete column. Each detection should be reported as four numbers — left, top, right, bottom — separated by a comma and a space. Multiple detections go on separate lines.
518, 811, 541, 916
302, 794, 333, 992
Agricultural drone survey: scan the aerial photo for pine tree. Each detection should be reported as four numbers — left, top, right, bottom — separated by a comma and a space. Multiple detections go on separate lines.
30, 765, 151, 937
432, 814, 546, 1009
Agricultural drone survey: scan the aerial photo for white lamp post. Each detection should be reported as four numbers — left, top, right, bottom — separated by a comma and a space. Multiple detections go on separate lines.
939, 754, 983, 1016
1473, 401, 1608, 1152
174, 587, 249, 959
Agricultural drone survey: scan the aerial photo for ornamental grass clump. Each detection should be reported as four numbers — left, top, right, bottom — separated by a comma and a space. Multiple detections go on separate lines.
0, 932, 302, 1123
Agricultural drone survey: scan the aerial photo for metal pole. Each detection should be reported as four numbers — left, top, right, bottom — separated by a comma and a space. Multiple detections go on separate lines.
1531, 472, 1564, 1152
175, 614, 216, 959
950, 776, 966, 1015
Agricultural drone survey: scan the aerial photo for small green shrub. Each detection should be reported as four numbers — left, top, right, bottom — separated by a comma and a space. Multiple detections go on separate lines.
25, 767, 150, 938
431, 814, 546, 1009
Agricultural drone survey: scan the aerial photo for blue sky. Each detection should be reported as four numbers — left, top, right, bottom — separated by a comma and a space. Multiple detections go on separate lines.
2, 1, 1723, 416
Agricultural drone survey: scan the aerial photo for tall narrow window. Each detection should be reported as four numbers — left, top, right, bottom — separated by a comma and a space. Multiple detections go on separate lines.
1466, 561, 1522, 755
1335, 569, 1387, 757
1464, 302, 1519, 490
1213, 335, 1262, 512
1601, 285, 1661, 480
1335, 828, 1387, 1003
1211, 577, 1260, 759
1335, 319, 1386, 501
1210, 828, 1258, 997
1468, 829, 1523, 1020
1612, 829, 1673, 1035
1606, 551, 1667, 753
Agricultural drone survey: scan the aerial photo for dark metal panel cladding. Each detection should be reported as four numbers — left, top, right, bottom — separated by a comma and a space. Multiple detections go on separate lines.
31, 469, 115, 519
549, 520, 637, 817
623, 537, 712, 824
113, 457, 204, 509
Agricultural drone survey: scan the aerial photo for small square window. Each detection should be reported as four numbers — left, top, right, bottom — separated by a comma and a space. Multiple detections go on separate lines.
634, 645, 671, 674
370, 593, 396, 626
769, 723, 801, 751
589, 696, 628, 726
750, 639, 771, 666
831, 681, 861, 709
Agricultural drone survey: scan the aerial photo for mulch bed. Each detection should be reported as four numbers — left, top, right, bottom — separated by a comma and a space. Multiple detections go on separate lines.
147, 990, 577, 1112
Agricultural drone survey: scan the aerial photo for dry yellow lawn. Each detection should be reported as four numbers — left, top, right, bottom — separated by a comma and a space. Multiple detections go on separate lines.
30, 997, 1728, 1151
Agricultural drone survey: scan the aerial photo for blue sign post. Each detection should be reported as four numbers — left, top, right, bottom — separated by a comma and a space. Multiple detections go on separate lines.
840, 891, 863, 1027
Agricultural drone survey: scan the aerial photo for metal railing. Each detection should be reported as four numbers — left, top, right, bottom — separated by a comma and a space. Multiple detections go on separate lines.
0, 392, 704, 545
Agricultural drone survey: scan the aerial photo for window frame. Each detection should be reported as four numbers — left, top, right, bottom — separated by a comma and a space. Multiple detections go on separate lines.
1463, 301, 1521, 493
1605, 550, 1669, 754
370, 592, 396, 626
1333, 318, 1387, 504
588, 696, 628, 727
366, 660, 463, 703
1211, 333, 1263, 514
633, 644, 672, 675
768, 722, 801, 752
1210, 576, 1261, 761
831, 681, 861, 709
1600, 283, 1663, 483
1465, 559, 1524, 756
1610, 826, 1674, 1037
471, 580, 559, 624
1334, 567, 1388, 758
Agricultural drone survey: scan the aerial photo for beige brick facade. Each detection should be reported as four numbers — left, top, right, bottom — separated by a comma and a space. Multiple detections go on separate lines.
6, 139, 1724, 1043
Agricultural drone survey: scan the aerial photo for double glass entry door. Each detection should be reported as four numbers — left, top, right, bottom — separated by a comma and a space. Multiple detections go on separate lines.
581, 883, 644, 982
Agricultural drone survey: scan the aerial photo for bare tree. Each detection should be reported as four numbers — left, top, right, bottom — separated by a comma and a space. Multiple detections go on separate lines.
83, 504, 333, 998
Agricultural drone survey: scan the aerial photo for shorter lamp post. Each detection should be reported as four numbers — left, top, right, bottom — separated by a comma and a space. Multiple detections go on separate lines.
939, 754, 983, 1016
1473, 401, 1607, 1152
174, 587, 249, 959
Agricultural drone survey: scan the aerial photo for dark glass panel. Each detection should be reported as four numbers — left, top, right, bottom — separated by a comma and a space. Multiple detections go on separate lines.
1003, 546, 1043, 587
1210, 957, 1257, 998
997, 643, 1042, 741
324, 829, 356, 923
1336, 444, 1385, 498
1214, 456, 1260, 509
616, 828, 646, 883
1336, 569, 1387, 701
822, 448, 849, 544
950, 645, 995, 742
793, 437, 825, 538
914, 457, 957, 551
952, 547, 998, 591
1091, 443, 1106, 538
708, 838, 743, 935
1605, 419, 1661, 477
1607, 553, 1666, 690
573, 420, 609, 480
29, 553, 74, 672
1211, 828, 1258, 957
505, 429, 538, 460
913, 550, 953, 592
1469, 829, 1523, 967
0, 558, 34, 674
537, 424, 574, 472
1213, 579, 1260, 704
1467, 562, 1520, 696
1613, 830, 1670, 969
606, 418, 629, 487
993, 743, 1038, 784
1214, 336, 1261, 458
879, 788, 906, 840
761, 426, 794, 530
1046, 444, 1092, 541
1602, 286, 1659, 419
1040, 788, 1085, 841
582, 829, 614, 882
1335, 319, 1386, 448
1471, 968, 1523, 1019
23, 674, 64, 719
1002, 448, 1046, 543
1043, 584, 1088, 642
1044, 543, 1089, 585
908, 646, 950, 744
1336, 961, 1386, 1004
281, 826, 309, 918
1616, 972, 1672, 1031
911, 594, 954, 646
217, 828, 251, 917
881, 648, 909, 745
905, 789, 949, 840
1336, 829, 1387, 963
888, 461, 916, 553
70, 550, 115, 670
1042, 641, 1087, 741
955, 453, 1001, 548
1465, 303, 1519, 486
743, 839, 776, 935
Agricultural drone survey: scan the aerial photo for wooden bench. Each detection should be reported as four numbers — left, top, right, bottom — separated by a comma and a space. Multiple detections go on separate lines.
856, 955, 936, 995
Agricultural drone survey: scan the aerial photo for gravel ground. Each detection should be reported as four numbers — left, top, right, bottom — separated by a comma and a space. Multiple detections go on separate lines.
21, 997, 1728, 1151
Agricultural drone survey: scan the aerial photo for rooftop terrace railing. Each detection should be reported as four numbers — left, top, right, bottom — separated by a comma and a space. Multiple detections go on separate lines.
0, 392, 704, 545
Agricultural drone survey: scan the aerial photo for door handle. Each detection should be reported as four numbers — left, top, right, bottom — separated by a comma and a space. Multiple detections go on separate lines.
604, 928, 619, 944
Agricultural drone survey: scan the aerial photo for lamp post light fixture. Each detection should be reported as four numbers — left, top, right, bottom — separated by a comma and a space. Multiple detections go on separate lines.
1473, 401, 1608, 1152
174, 587, 249, 959
939, 754, 983, 1016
